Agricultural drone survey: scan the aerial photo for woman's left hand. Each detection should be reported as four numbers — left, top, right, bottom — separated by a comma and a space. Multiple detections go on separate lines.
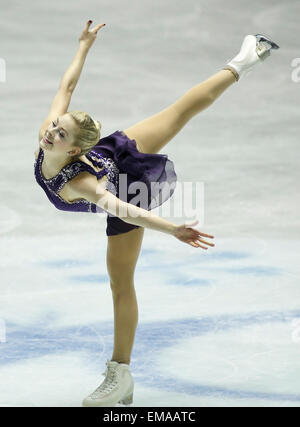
79, 20, 106, 49
174, 220, 215, 249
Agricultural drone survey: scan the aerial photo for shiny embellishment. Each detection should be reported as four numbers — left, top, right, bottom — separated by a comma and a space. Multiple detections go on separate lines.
87, 150, 119, 195
34, 148, 120, 212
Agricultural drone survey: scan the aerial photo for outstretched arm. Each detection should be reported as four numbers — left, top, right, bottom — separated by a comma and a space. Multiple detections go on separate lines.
68, 173, 215, 250
38, 20, 105, 139
61, 20, 105, 91
101, 191, 214, 249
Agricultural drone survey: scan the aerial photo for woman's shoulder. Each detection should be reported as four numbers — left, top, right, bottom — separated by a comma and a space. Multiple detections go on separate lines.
64, 171, 101, 205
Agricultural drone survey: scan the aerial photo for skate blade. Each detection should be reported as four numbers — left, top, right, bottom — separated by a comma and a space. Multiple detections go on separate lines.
255, 33, 280, 49
117, 391, 133, 406
115, 402, 134, 407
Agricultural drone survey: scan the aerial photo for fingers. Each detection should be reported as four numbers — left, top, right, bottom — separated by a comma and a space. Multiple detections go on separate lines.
187, 238, 209, 249
90, 23, 106, 33
188, 236, 215, 249
190, 230, 215, 246
198, 239, 215, 247
199, 232, 215, 239
194, 240, 209, 249
84, 20, 106, 33
189, 241, 201, 248
184, 221, 214, 239
85, 20, 93, 31
177, 221, 215, 249
190, 241, 208, 249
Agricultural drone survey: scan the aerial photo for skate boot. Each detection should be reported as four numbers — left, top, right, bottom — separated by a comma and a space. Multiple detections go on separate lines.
223, 34, 280, 81
82, 360, 134, 407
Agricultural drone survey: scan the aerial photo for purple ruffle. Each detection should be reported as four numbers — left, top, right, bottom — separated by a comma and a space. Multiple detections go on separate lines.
90, 130, 177, 210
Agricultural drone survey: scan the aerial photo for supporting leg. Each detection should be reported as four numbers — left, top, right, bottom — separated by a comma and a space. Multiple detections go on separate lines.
106, 227, 144, 365
111, 286, 138, 365
124, 69, 236, 154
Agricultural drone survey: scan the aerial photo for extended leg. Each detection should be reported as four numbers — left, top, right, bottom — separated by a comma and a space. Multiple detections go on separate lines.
124, 69, 236, 155
172, 69, 236, 120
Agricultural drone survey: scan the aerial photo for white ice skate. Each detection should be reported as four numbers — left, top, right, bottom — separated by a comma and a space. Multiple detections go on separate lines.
224, 34, 280, 80
82, 360, 134, 407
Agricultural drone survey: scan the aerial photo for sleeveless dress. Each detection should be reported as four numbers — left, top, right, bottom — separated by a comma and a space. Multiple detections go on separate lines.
34, 130, 177, 236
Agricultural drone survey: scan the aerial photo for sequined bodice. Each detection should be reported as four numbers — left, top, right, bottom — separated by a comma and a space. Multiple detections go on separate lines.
34, 148, 120, 213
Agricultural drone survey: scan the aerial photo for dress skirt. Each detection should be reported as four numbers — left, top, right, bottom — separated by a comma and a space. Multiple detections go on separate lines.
91, 130, 177, 236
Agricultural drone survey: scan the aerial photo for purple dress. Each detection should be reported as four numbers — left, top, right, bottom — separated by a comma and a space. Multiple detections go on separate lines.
34, 130, 177, 236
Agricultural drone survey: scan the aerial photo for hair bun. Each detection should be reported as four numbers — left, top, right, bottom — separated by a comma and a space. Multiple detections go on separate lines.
93, 120, 101, 131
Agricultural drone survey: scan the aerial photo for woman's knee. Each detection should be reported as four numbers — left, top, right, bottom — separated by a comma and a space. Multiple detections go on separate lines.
107, 251, 137, 294
110, 278, 135, 295
106, 227, 144, 294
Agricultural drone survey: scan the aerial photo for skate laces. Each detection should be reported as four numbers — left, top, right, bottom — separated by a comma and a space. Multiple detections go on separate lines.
90, 361, 119, 398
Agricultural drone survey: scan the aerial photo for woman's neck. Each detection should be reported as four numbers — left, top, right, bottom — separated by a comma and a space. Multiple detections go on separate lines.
42, 150, 77, 175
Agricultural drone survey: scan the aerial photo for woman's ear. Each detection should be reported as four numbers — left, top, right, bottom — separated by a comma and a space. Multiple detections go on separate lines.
68, 147, 82, 156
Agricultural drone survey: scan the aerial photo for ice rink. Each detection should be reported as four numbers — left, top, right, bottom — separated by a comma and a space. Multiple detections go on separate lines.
1, 0, 300, 407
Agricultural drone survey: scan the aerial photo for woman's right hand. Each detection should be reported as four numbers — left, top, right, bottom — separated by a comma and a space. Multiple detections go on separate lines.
174, 220, 215, 249
79, 20, 106, 49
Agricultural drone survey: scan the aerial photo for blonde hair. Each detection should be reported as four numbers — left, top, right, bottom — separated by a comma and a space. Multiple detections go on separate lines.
68, 110, 101, 158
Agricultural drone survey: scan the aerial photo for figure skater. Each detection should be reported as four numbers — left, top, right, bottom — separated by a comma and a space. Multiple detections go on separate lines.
34, 20, 279, 406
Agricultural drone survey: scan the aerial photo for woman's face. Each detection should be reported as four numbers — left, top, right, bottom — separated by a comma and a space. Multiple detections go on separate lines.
40, 113, 81, 157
